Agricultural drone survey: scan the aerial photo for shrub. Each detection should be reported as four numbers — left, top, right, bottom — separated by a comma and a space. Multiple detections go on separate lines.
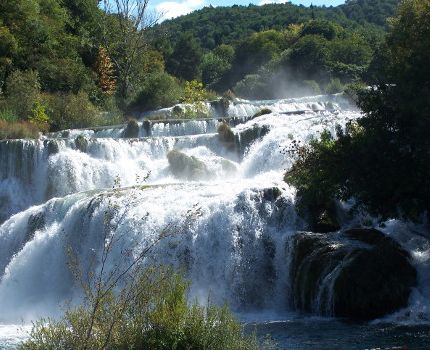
29, 100, 50, 132
44, 91, 101, 130
303, 80, 321, 95
0, 120, 40, 139
0, 108, 18, 122
179, 80, 210, 118
130, 71, 183, 112
325, 78, 344, 94
19, 268, 258, 350
5, 70, 40, 119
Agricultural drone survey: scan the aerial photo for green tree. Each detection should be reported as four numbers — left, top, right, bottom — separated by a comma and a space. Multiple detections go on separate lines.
286, 0, 430, 221
167, 32, 203, 81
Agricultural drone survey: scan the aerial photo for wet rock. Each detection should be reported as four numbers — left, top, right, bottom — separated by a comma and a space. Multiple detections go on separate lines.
142, 120, 152, 136
167, 149, 211, 181
220, 159, 237, 174
122, 119, 140, 138
311, 206, 340, 233
217, 122, 235, 151
290, 228, 417, 320
210, 98, 230, 117
27, 211, 45, 241
262, 187, 282, 201
172, 105, 183, 118
252, 108, 272, 119
75, 135, 88, 153
44, 140, 59, 155
235, 124, 270, 159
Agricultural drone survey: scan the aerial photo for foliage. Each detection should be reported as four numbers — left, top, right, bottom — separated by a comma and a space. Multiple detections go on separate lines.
29, 100, 50, 132
154, 1, 395, 50
44, 91, 101, 131
0, 120, 40, 139
167, 32, 203, 81
129, 71, 182, 112
5, 70, 41, 119
303, 80, 321, 95
300, 20, 341, 40
179, 80, 210, 119
19, 268, 259, 350
0, 108, 18, 123
285, 0, 430, 221
325, 78, 344, 94
95, 47, 117, 96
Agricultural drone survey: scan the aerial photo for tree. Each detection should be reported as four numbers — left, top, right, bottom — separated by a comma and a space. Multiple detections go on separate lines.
167, 32, 203, 81
95, 47, 117, 96
100, 0, 160, 99
286, 0, 430, 221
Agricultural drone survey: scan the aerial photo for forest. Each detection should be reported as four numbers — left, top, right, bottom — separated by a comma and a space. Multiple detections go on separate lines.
0, 0, 399, 138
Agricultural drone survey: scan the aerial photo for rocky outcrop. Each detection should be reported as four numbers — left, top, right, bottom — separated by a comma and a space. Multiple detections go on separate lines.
252, 108, 272, 119
217, 122, 236, 151
122, 119, 140, 138
75, 135, 88, 153
167, 150, 211, 181
210, 98, 230, 118
290, 228, 417, 320
236, 124, 270, 159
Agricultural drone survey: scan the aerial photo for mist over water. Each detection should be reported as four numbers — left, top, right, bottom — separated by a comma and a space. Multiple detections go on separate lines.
1, 94, 429, 348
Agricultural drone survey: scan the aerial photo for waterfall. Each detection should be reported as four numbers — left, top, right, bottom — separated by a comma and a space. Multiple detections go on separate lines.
0, 94, 429, 327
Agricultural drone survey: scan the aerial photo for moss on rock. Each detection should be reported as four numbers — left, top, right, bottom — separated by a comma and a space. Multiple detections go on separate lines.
167, 149, 211, 181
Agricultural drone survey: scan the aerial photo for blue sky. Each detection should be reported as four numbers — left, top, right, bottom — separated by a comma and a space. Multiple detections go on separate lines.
153, 0, 345, 20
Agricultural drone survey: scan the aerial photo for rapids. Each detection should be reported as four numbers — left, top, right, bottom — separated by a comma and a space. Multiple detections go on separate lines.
0, 94, 429, 348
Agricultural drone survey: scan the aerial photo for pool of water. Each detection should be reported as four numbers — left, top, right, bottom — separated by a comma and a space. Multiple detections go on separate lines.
248, 318, 430, 350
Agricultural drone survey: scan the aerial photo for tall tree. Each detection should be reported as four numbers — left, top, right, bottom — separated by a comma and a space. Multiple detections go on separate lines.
100, 0, 159, 99
166, 32, 203, 81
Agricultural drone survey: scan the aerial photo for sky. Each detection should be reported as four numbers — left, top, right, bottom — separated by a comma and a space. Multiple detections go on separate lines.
153, 0, 345, 20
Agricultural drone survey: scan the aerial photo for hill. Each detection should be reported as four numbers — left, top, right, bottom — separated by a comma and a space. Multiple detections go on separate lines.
154, 0, 400, 50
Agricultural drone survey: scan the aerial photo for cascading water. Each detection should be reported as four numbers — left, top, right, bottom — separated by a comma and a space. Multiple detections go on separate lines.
1, 94, 429, 349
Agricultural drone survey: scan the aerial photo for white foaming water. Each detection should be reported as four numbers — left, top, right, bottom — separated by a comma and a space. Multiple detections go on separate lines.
1, 94, 429, 346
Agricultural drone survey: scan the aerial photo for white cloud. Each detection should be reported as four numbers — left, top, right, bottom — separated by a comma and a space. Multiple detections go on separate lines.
258, 0, 289, 5
156, 0, 205, 20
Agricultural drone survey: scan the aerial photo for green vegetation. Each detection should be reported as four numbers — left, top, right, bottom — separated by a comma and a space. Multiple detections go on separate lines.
0, 0, 401, 139
19, 268, 258, 350
285, 0, 430, 222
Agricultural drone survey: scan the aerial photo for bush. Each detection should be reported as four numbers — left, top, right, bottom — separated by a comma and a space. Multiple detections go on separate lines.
44, 91, 101, 130
0, 108, 18, 122
179, 80, 210, 118
325, 78, 344, 94
0, 120, 40, 139
19, 268, 258, 350
303, 80, 321, 95
29, 100, 50, 132
5, 70, 41, 119
300, 20, 341, 41
130, 71, 183, 112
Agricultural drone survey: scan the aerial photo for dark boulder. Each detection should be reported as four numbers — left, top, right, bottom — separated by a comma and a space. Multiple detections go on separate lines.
217, 122, 236, 151
252, 108, 272, 119
122, 119, 140, 138
44, 140, 59, 155
235, 124, 270, 160
290, 228, 417, 320
27, 211, 46, 241
75, 135, 88, 153
210, 98, 230, 117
